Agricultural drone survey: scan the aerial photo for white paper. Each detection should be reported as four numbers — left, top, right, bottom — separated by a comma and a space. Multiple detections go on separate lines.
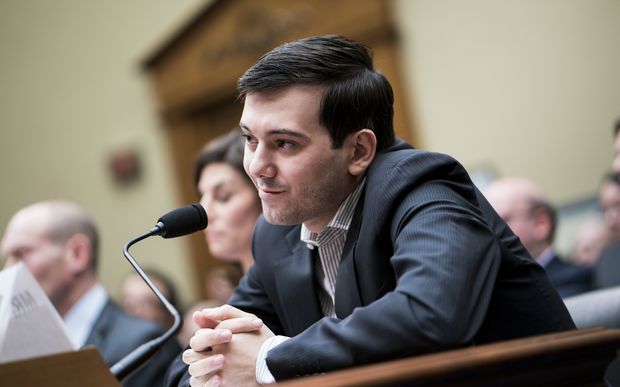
0, 262, 75, 364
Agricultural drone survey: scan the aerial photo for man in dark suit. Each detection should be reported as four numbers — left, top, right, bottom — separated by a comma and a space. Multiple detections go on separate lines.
86, 300, 183, 386
168, 35, 575, 386
595, 172, 620, 289
484, 177, 592, 298
1, 200, 181, 386
596, 242, 620, 289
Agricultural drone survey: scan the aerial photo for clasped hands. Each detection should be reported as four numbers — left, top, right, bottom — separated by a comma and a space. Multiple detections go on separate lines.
182, 304, 275, 387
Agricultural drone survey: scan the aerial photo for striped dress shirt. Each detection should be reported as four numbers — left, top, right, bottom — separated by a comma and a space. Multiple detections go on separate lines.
255, 179, 366, 383
300, 179, 365, 317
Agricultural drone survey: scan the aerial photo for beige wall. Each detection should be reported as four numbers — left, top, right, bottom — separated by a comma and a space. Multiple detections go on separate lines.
393, 0, 620, 254
0, 0, 618, 304
0, 0, 209, 306
393, 0, 620, 203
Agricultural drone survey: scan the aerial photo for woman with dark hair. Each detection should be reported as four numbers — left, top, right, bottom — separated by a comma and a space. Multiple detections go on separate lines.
194, 128, 261, 273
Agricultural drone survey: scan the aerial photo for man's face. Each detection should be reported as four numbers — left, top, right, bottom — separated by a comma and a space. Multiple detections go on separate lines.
240, 85, 355, 233
121, 274, 169, 329
1, 211, 72, 306
600, 180, 620, 240
490, 195, 539, 252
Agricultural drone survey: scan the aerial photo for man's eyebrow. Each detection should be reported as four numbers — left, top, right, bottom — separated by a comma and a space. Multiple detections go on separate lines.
239, 124, 309, 140
265, 129, 309, 139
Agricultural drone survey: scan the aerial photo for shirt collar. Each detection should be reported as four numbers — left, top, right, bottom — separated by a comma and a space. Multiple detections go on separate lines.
301, 178, 366, 249
63, 282, 108, 348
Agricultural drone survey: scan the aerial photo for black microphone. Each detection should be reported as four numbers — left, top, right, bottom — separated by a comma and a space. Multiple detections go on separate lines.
110, 204, 208, 382
153, 203, 208, 239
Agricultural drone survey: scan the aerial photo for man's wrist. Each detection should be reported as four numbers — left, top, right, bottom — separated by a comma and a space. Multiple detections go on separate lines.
256, 335, 290, 384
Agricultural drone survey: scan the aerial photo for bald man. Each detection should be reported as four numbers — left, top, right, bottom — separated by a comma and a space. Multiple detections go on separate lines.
1, 200, 180, 386
484, 178, 592, 297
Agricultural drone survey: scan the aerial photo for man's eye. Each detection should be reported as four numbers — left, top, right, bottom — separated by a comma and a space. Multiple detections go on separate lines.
276, 140, 295, 149
10, 248, 26, 260
242, 134, 257, 146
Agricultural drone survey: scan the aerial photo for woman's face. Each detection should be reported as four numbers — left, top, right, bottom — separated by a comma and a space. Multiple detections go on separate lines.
197, 162, 261, 262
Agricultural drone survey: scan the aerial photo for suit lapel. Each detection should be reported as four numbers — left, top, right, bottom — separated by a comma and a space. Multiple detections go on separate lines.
84, 300, 112, 355
334, 193, 364, 318
274, 227, 323, 334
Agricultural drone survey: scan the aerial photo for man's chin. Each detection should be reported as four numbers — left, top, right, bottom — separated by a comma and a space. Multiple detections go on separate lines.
263, 210, 297, 226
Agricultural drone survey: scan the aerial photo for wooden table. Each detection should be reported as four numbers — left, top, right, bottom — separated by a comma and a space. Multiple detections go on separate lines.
278, 327, 620, 387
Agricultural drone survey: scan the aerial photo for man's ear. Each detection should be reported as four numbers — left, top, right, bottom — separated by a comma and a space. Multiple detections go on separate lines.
347, 129, 377, 176
531, 208, 552, 243
64, 234, 92, 275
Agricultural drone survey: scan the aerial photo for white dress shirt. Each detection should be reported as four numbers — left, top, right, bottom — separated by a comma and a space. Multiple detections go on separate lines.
63, 282, 108, 348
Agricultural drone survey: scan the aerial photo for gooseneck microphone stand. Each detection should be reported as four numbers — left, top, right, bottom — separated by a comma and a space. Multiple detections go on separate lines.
110, 227, 182, 381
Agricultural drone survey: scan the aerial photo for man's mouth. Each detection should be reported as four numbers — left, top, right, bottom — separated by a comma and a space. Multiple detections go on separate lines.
257, 185, 285, 201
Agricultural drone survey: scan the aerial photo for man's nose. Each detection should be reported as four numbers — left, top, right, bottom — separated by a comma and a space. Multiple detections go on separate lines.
248, 145, 276, 179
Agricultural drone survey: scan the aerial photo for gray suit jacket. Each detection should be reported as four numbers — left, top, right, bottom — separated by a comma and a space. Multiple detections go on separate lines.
86, 300, 181, 387
166, 140, 575, 384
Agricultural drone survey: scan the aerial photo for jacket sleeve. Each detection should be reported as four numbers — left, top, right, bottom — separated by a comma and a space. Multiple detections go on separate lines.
265, 176, 502, 380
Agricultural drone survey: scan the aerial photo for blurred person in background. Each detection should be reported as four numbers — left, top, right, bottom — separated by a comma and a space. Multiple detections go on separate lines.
611, 118, 620, 174
120, 268, 180, 330
203, 264, 243, 305
599, 172, 620, 243
570, 217, 609, 267
485, 177, 592, 297
594, 172, 620, 288
1, 200, 178, 386
193, 128, 262, 274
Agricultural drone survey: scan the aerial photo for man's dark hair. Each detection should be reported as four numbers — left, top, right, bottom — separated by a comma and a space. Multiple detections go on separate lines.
237, 35, 396, 151
614, 117, 620, 137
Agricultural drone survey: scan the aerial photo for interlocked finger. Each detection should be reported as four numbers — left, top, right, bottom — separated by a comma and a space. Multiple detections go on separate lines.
200, 304, 255, 322
187, 353, 225, 377
182, 349, 208, 364
189, 328, 232, 352
189, 373, 222, 387
189, 373, 210, 387
216, 316, 263, 333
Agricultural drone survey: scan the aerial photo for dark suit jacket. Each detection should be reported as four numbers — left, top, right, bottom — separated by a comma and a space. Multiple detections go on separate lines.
594, 241, 620, 289
544, 253, 592, 298
86, 300, 182, 387
167, 141, 575, 384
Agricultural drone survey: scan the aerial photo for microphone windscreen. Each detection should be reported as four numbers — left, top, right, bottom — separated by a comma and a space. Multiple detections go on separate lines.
157, 204, 208, 238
